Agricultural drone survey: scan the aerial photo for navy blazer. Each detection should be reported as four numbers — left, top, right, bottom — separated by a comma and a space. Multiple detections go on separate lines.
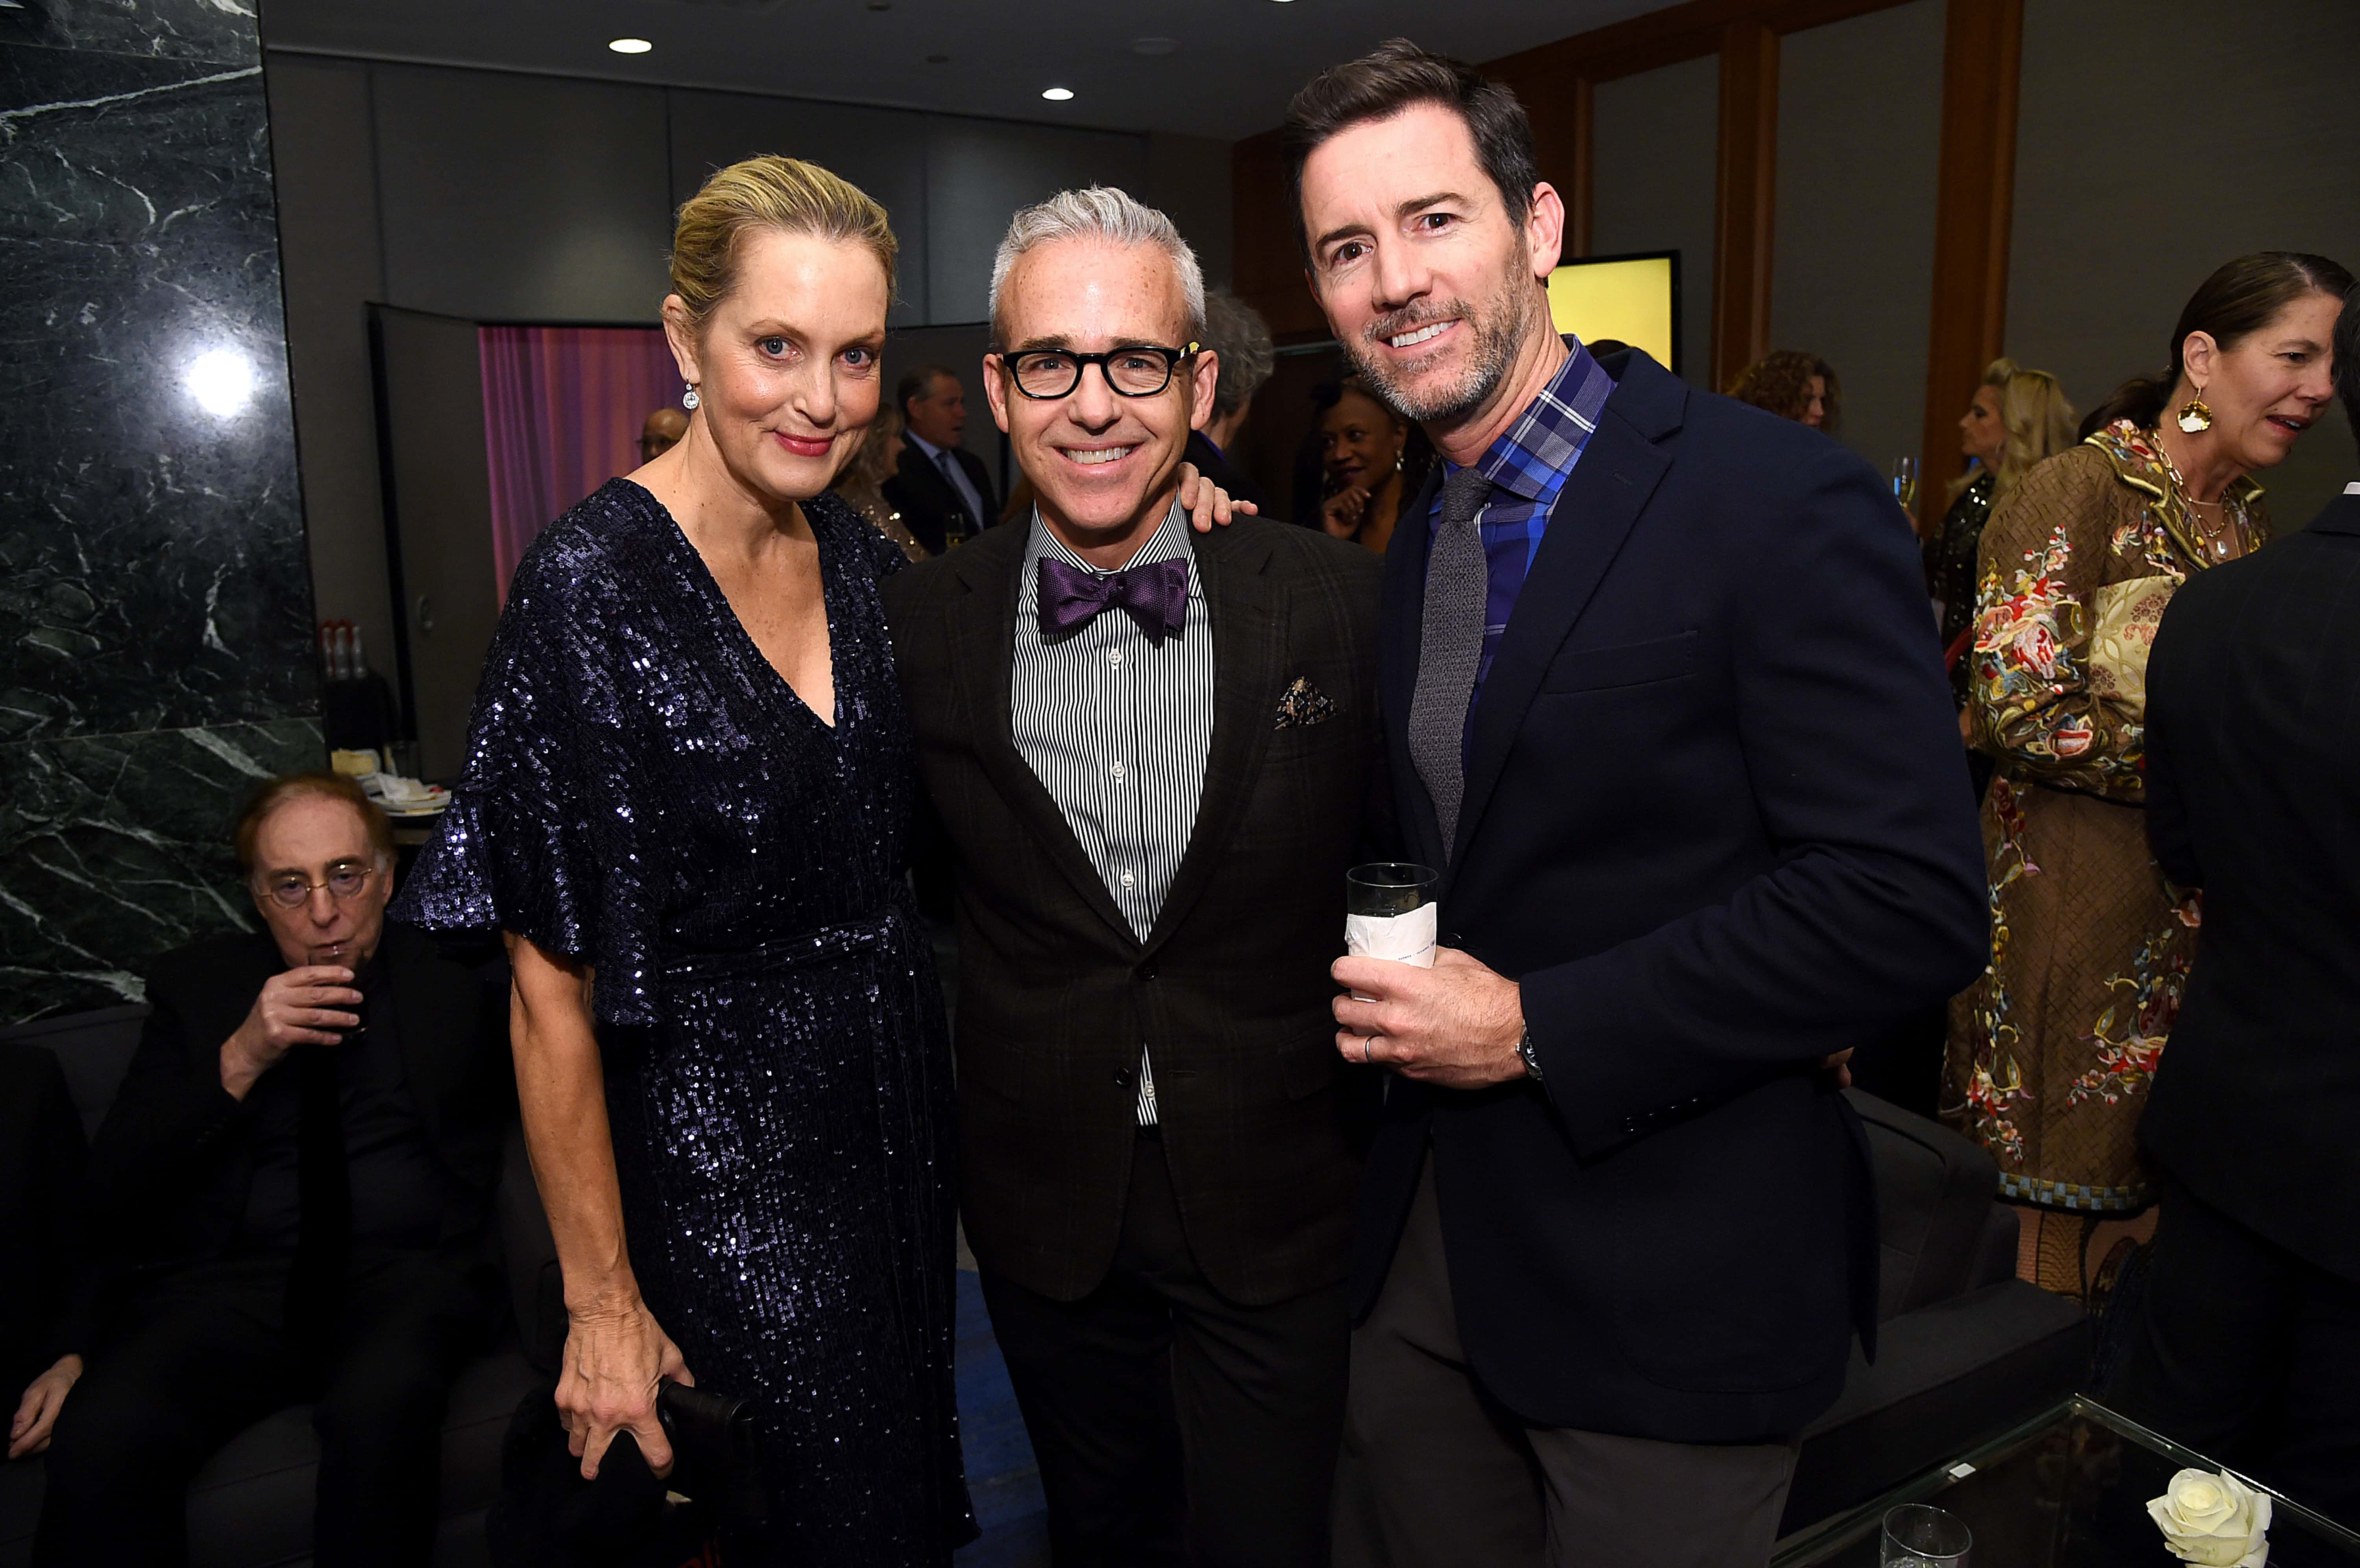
1358, 348, 1988, 1443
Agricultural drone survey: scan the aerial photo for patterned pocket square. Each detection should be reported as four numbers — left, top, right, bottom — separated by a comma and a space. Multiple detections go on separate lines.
1274, 676, 1338, 730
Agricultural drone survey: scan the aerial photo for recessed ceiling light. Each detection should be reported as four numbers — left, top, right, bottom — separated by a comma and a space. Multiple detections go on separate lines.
1040, 86, 1074, 101
1131, 36, 1178, 55
608, 37, 653, 54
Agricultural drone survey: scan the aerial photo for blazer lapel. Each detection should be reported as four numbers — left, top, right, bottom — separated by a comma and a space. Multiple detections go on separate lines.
1142, 523, 1288, 957
948, 534, 1138, 948
1452, 394, 1675, 866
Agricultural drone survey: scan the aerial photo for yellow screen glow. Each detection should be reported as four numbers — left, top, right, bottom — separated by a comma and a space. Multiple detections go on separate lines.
1547, 255, 1676, 369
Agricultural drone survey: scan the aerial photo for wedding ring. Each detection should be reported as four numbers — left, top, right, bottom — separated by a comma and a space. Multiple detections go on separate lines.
1363, 1036, 1375, 1065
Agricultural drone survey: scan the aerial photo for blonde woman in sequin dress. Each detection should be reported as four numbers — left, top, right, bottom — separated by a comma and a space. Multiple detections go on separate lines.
1944, 253, 2351, 1298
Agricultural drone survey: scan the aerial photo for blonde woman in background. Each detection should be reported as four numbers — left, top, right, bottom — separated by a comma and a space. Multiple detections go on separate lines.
833, 404, 927, 561
1927, 359, 2077, 706
1943, 252, 2350, 1303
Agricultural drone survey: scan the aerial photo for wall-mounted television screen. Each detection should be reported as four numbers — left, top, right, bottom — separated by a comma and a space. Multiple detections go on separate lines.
1546, 251, 1680, 374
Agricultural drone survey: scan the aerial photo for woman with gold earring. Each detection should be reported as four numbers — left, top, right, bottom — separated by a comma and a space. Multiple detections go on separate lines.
1944, 252, 2351, 1302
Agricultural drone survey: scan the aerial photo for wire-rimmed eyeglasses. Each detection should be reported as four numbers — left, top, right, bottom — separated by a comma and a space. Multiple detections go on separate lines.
997, 342, 1200, 400
258, 861, 378, 909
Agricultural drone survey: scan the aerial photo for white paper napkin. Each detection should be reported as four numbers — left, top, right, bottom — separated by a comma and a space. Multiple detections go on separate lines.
1346, 901, 1437, 969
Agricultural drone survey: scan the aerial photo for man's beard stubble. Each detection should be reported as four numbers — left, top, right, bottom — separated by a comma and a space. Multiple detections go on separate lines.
1341, 271, 1542, 428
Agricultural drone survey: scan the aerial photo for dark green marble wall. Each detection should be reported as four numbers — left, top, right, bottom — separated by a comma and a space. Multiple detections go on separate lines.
1, 1, 319, 1022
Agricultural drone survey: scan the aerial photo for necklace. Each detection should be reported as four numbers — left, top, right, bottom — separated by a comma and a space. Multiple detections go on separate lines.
2148, 433, 2241, 560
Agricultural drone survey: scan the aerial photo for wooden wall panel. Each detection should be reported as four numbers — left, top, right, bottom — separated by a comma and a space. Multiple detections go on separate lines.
1711, 22, 1780, 390
1230, 126, 1325, 342
1919, 0, 2024, 508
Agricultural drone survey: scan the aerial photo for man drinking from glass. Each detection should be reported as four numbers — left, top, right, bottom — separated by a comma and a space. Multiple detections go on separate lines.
35, 772, 510, 1568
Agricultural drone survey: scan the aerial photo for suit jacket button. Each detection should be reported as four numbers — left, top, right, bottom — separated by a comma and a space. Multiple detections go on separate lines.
1114, 1068, 1132, 1088
1138, 963, 1158, 981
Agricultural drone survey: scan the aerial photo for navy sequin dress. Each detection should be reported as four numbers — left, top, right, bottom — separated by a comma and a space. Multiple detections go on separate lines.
393, 479, 972, 1564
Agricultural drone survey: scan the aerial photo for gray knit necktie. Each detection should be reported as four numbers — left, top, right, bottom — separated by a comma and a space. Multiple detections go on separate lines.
1409, 465, 1494, 852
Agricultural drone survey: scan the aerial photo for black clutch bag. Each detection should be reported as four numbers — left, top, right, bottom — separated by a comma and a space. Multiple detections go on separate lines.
657, 1380, 768, 1524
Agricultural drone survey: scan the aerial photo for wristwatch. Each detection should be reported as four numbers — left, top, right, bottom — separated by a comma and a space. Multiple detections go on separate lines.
1516, 1024, 1544, 1082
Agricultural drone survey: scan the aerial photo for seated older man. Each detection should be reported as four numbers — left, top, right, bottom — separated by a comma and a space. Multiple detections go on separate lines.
35, 772, 510, 1568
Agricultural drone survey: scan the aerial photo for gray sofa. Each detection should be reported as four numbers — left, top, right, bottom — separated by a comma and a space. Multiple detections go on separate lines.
2, 1011, 2085, 1566
0, 1004, 561, 1568
1781, 1090, 2091, 1533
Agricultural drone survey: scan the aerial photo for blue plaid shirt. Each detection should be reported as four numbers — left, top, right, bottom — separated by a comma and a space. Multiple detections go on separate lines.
1431, 336, 1617, 738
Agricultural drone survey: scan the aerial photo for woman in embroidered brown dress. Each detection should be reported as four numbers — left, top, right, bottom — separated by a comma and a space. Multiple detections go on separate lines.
1944, 252, 2351, 1297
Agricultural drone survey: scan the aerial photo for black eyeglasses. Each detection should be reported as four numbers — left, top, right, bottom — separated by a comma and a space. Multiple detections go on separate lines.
997, 343, 1199, 400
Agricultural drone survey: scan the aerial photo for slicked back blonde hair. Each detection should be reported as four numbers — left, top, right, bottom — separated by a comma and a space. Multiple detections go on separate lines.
669, 155, 896, 329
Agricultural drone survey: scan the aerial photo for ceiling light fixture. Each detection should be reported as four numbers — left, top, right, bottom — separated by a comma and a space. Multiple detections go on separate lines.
1040, 86, 1074, 101
608, 37, 653, 54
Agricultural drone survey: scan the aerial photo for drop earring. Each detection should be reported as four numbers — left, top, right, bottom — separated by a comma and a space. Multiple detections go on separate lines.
682, 384, 701, 411
2175, 388, 2212, 434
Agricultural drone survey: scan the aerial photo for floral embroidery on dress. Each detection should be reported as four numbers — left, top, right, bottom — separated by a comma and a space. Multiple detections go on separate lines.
1960, 776, 2037, 1163
2067, 925, 2190, 1107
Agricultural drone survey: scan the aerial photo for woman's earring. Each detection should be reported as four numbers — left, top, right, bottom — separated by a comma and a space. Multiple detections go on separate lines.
682, 384, 701, 411
2175, 391, 2212, 434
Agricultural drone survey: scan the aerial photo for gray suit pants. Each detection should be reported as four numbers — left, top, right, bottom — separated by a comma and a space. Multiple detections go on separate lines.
1332, 1157, 1799, 1568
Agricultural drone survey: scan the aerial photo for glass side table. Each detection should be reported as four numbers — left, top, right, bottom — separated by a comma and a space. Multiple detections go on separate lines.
1776, 1396, 2360, 1567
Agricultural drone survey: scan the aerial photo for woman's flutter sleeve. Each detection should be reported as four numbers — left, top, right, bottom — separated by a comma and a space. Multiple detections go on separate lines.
392, 542, 660, 1023
1964, 451, 2147, 800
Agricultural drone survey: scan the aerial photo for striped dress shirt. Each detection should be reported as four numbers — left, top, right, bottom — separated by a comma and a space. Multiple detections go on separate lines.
1010, 499, 1213, 1125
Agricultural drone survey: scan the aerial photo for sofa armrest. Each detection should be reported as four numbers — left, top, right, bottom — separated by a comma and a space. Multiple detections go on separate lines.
1968, 1202, 2019, 1293
494, 1121, 565, 1373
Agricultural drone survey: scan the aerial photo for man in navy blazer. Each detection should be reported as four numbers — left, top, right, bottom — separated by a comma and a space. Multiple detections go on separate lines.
1286, 43, 1988, 1567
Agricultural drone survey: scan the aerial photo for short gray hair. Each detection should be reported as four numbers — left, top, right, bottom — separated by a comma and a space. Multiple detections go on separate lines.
988, 186, 1206, 349
1200, 289, 1276, 418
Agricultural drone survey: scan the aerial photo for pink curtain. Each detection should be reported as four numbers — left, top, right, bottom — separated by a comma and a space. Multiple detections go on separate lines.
479, 326, 681, 603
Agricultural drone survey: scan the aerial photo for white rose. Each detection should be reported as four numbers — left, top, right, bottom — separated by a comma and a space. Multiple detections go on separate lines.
2148, 1468, 2271, 1567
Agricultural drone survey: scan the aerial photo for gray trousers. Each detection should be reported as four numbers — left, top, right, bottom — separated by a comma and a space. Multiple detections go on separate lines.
1332, 1158, 1798, 1568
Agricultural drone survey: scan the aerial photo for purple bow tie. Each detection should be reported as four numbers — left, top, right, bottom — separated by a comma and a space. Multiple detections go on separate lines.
1038, 555, 1189, 647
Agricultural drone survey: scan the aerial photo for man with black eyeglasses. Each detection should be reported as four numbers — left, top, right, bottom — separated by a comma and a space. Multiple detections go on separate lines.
35, 772, 510, 1567
885, 186, 1386, 1566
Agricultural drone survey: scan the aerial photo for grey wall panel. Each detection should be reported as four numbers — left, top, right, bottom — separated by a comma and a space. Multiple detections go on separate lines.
1771, 0, 1944, 476
267, 55, 397, 698
1591, 55, 1718, 383
924, 118, 1149, 326
373, 65, 673, 323
2008, 0, 2360, 526
667, 88, 935, 325
1147, 131, 1235, 289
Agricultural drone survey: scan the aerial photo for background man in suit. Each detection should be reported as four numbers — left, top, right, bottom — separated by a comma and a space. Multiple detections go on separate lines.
2112, 282, 2360, 1525
1185, 289, 1278, 516
885, 186, 1382, 1567
886, 362, 1000, 553
1287, 43, 1988, 1567
35, 773, 509, 1568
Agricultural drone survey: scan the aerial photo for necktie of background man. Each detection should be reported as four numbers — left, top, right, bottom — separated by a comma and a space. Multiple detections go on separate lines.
938, 448, 978, 541
1407, 464, 1494, 853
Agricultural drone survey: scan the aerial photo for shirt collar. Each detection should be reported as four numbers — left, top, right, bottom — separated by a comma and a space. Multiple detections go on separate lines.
1025, 497, 1192, 582
1444, 335, 1615, 505
2345, 481, 2360, 495
907, 430, 950, 463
